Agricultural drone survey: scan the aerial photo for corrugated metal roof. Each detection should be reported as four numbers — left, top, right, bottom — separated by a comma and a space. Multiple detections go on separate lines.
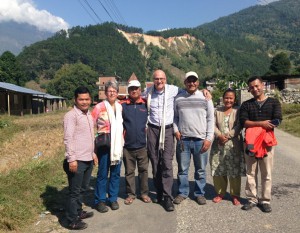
0, 82, 65, 99
0, 82, 45, 95
44, 94, 65, 100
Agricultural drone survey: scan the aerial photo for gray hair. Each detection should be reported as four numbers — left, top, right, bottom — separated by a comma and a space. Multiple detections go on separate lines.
105, 80, 119, 93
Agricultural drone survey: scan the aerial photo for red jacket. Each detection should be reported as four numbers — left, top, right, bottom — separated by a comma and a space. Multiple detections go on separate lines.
245, 127, 277, 158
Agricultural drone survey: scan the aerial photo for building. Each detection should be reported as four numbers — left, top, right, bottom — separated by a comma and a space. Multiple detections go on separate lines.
262, 75, 300, 91
96, 73, 139, 101
0, 82, 66, 116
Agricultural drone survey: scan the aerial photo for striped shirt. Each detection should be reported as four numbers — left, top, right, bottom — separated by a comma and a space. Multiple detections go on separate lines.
239, 97, 282, 127
174, 90, 215, 141
144, 84, 180, 126
63, 105, 94, 162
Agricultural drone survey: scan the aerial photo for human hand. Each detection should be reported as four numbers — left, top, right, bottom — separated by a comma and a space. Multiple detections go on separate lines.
175, 131, 181, 141
202, 89, 212, 100
201, 139, 212, 153
93, 153, 98, 166
69, 161, 78, 173
260, 120, 275, 130
218, 135, 228, 145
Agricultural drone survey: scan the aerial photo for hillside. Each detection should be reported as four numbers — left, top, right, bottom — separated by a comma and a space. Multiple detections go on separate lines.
8, 0, 300, 98
198, 0, 300, 66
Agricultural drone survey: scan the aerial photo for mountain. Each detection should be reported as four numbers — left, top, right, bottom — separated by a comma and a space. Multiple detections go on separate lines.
10, 0, 300, 97
0, 21, 53, 55
198, 0, 300, 66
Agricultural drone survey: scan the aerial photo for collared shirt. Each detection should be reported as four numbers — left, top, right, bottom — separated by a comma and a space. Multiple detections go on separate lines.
63, 105, 94, 162
143, 84, 180, 126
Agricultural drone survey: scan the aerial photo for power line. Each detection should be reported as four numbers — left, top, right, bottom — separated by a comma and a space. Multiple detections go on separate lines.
78, 0, 98, 24
96, 0, 115, 22
104, 0, 127, 25
108, 0, 127, 25
82, 0, 103, 23
102, 0, 123, 24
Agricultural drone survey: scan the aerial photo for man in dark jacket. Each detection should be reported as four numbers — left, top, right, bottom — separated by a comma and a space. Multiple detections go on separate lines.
121, 80, 151, 205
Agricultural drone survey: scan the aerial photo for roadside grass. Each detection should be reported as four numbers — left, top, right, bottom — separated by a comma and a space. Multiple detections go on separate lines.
0, 111, 68, 232
0, 116, 22, 146
278, 104, 300, 137
0, 151, 67, 232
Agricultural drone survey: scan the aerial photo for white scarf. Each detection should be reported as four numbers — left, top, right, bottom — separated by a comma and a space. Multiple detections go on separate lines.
104, 100, 124, 165
147, 85, 168, 151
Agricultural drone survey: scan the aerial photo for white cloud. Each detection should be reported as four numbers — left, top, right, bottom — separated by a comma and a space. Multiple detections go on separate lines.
0, 0, 69, 32
257, 0, 281, 5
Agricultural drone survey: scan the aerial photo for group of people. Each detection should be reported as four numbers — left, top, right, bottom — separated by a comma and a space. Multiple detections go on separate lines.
63, 70, 282, 230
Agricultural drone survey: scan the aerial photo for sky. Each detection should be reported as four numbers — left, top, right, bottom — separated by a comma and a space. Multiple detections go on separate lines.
0, 0, 280, 33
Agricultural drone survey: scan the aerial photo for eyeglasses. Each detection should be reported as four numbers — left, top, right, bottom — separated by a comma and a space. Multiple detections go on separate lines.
107, 90, 117, 94
154, 78, 166, 81
186, 79, 198, 83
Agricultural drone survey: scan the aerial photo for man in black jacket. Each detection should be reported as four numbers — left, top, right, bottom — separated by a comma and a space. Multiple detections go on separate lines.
121, 80, 151, 205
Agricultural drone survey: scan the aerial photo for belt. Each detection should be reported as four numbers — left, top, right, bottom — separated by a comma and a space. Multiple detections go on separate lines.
148, 123, 173, 129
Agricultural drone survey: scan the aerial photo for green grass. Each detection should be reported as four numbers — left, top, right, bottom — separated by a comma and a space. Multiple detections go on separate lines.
0, 116, 22, 146
278, 104, 300, 137
0, 150, 67, 231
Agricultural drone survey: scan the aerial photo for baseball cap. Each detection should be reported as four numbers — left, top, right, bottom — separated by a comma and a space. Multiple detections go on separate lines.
185, 71, 198, 80
127, 80, 141, 88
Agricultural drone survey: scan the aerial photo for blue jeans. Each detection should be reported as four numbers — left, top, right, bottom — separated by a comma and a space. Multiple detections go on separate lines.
176, 138, 208, 198
63, 159, 93, 223
94, 147, 121, 204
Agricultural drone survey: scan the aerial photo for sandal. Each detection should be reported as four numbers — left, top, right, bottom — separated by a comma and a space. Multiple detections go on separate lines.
232, 196, 241, 206
213, 194, 224, 203
140, 195, 152, 203
124, 196, 135, 205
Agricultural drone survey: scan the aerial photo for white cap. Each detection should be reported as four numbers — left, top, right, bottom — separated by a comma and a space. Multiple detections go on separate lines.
127, 80, 141, 88
185, 71, 198, 80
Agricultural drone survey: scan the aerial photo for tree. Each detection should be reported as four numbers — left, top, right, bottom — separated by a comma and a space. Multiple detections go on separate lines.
47, 63, 98, 101
0, 51, 25, 85
269, 52, 291, 75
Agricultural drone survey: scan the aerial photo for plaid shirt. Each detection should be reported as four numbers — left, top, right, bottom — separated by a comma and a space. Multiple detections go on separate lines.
63, 106, 94, 162
239, 97, 282, 127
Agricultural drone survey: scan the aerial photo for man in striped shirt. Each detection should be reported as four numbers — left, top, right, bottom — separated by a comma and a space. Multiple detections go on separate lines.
239, 76, 282, 213
173, 71, 214, 206
63, 86, 98, 230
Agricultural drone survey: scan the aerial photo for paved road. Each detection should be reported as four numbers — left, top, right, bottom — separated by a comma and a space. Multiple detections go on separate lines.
73, 129, 300, 233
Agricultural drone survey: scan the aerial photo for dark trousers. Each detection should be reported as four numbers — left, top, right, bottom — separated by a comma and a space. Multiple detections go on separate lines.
147, 126, 174, 199
94, 146, 121, 204
63, 159, 93, 224
123, 147, 149, 197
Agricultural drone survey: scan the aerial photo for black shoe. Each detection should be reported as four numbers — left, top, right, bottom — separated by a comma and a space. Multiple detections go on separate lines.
261, 203, 272, 213
241, 202, 257, 211
95, 202, 108, 213
152, 194, 163, 204
78, 211, 94, 220
110, 201, 119, 210
163, 197, 174, 212
68, 220, 88, 230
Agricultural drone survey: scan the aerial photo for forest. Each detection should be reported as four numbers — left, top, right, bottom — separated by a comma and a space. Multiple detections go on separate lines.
0, 0, 299, 99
